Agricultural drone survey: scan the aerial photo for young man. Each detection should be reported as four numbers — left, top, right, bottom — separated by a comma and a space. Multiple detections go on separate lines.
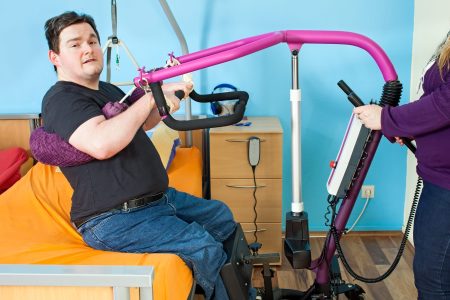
43, 11, 236, 300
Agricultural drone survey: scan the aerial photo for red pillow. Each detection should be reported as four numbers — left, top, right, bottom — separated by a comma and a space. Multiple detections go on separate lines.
0, 147, 28, 193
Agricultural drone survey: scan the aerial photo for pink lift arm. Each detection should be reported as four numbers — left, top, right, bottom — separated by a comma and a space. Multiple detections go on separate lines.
134, 30, 398, 86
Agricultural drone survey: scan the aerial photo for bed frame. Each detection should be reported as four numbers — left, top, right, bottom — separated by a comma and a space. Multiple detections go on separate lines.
0, 265, 154, 300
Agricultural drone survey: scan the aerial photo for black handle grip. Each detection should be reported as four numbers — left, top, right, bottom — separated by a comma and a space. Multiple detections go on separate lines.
401, 139, 416, 154
175, 90, 185, 99
149, 82, 248, 131
188, 89, 246, 104
338, 80, 365, 107
150, 82, 171, 116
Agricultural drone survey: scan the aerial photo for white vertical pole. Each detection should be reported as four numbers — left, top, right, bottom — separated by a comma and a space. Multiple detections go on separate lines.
290, 50, 303, 214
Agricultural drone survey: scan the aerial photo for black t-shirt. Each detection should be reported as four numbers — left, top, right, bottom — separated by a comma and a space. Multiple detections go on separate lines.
42, 81, 168, 222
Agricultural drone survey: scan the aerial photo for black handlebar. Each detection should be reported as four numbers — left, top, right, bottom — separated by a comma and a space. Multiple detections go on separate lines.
338, 80, 416, 154
338, 80, 365, 107
149, 82, 248, 131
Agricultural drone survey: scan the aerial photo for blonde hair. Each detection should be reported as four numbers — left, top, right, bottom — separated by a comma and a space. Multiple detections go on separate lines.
437, 34, 450, 76
430, 31, 450, 79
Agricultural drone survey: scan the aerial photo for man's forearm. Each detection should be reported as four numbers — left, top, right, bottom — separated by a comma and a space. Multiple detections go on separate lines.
69, 94, 154, 159
143, 107, 163, 131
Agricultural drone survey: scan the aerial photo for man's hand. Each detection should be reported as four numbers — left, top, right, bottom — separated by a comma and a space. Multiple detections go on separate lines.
162, 92, 180, 113
353, 104, 382, 130
142, 82, 193, 131
162, 81, 194, 97
161, 82, 193, 113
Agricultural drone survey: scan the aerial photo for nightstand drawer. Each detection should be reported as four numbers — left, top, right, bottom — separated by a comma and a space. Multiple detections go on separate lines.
210, 132, 282, 179
211, 178, 282, 223
241, 222, 282, 262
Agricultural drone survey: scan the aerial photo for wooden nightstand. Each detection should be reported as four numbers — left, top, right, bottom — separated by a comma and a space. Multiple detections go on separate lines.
209, 117, 283, 261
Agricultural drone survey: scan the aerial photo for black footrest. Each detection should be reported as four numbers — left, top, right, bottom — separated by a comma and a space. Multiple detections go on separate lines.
244, 252, 280, 265
284, 238, 311, 269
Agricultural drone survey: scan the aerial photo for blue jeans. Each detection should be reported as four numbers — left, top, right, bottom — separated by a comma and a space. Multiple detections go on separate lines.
413, 181, 450, 299
77, 187, 236, 300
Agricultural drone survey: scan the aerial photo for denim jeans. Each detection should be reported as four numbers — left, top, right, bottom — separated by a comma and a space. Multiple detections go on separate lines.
77, 187, 236, 300
413, 181, 450, 299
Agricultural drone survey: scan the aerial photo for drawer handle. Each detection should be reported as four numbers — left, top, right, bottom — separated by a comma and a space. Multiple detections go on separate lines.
225, 184, 267, 189
225, 138, 266, 143
243, 228, 267, 233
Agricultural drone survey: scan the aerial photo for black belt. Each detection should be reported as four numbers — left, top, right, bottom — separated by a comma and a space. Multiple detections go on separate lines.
73, 192, 164, 228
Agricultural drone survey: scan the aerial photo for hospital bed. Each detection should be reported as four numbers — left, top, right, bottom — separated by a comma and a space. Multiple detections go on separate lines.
0, 114, 204, 300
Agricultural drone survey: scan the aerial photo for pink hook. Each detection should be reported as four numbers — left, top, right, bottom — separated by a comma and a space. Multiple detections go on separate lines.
168, 51, 175, 63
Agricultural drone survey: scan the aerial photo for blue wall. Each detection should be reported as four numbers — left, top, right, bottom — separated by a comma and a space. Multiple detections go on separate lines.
0, 1, 414, 231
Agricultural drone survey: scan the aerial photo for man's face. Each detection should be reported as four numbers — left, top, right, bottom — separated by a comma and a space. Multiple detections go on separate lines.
50, 22, 103, 88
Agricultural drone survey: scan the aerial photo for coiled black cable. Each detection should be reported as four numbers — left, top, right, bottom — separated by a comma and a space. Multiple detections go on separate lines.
332, 177, 422, 283
324, 195, 339, 227
315, 195, 340, 270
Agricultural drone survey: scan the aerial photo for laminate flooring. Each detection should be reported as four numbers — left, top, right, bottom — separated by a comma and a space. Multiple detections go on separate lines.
194, 232, 416, 299
252, 232, 417, 300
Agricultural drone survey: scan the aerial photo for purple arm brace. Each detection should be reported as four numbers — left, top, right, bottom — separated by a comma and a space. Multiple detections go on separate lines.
31, 100, 130, 167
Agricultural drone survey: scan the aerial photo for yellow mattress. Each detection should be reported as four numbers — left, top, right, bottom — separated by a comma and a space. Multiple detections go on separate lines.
0, 147, 203, 299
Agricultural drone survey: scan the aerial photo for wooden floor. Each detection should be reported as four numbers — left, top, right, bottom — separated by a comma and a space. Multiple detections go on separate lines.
252, 232, 417, 299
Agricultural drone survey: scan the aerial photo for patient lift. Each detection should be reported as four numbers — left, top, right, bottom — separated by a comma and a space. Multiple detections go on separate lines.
134, 30, 418, 299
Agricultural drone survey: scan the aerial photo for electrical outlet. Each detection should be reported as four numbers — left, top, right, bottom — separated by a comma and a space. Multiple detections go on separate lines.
361, 185, 375, 198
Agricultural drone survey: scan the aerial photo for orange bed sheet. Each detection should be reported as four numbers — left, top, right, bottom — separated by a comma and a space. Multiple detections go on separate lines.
167, 147, 203, 198
0, 146, 203, 300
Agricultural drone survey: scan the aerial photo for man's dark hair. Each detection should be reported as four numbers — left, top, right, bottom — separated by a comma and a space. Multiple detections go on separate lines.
45, 11, 101, 71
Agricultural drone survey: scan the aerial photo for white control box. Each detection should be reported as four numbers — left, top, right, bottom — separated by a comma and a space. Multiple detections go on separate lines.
327, 114, 370, 198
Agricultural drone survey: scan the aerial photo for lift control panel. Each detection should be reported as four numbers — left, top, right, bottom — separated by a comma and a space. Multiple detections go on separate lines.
327, 80, 370, 198
327, 114, 370, 198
